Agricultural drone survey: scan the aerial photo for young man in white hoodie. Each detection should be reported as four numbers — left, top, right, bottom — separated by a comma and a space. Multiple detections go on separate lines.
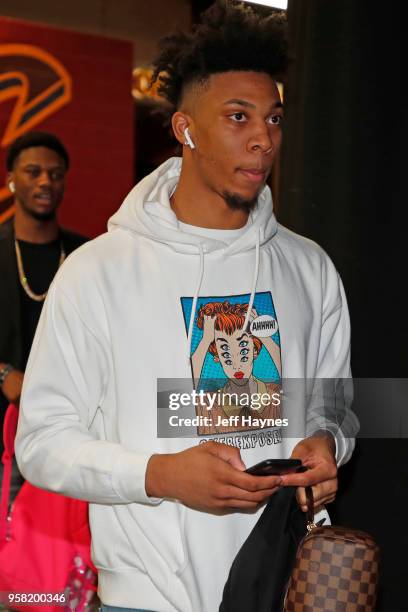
15, 2, 358, 611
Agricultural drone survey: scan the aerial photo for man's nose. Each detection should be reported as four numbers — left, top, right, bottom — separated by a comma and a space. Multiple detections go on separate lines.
247, 124, 274, 155
37, 170, 52, 187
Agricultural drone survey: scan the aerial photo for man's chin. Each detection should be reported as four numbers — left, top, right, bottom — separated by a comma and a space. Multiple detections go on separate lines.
29, 209, 57, 222
222, 190, 259, 212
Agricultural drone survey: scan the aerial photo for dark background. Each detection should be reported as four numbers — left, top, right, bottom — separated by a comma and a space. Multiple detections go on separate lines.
278, 1, 407, 610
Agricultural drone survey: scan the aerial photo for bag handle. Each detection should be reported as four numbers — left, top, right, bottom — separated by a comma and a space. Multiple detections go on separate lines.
305, 485, 317, 533
0, 403, 19, 542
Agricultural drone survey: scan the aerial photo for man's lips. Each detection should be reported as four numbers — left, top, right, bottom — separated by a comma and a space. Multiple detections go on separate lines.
234, 371, 244, 379
238, 168, 267, 183
34, 193, 52, 203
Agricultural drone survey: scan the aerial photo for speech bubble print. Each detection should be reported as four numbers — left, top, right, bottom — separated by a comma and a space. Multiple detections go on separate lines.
250, 315, 279, 338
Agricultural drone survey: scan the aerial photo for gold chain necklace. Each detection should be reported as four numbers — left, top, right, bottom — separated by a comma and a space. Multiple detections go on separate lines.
14, 238, 66, 302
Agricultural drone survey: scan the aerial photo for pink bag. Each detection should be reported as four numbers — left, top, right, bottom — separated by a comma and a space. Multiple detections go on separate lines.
0, 404, 97, 611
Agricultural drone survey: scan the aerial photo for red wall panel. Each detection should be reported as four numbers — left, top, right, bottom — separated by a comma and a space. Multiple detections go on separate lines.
0, 17, 134, 237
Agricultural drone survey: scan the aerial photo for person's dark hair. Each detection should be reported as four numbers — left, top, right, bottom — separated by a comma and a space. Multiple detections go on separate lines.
6, 131, 70, 171
152, 0, 288, 109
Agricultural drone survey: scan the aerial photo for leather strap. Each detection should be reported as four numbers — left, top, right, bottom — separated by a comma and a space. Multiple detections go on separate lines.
305, 485, 315, 527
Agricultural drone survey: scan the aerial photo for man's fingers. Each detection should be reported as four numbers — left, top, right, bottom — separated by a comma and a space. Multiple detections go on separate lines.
230, 470, 283, 492
210, 441, 246, 471
281, 463, 337, 488
296, 479, 337, 506
215, 487, 282, 513
298, 495, 336, 513
219, 484, 282, 504
296, 482, 337, 512
209, 447, 283, 491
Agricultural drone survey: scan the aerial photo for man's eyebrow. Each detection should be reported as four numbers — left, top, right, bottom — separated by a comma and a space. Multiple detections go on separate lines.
23, 163, 64, 169
223, 99, 283, 110
223, 99, 255, 108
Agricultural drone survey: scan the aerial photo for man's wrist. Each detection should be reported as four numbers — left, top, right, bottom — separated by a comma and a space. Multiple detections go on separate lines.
145, 453, 173, 499
309, 429, 336, 457
0, 363, 14, 387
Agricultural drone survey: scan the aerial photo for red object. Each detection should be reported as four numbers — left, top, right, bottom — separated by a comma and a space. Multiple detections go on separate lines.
0, 16, 134, 237
0, 404, 96, 612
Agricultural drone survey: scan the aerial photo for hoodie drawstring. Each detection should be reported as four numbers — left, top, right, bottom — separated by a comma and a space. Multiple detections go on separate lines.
187, 243, 205, 363
242, 227, 261, 331
187, 228, 261, 363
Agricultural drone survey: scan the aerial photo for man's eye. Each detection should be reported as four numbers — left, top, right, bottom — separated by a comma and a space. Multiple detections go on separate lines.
27, 169, 40, 178
239, 340, 248, 347
50, 171, 64, 181
268, 115, 283, 125
231, 112, 246, 122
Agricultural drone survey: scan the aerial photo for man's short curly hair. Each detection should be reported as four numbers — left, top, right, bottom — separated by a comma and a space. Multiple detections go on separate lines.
6, 131, 69, 171
152, 0, 288, 109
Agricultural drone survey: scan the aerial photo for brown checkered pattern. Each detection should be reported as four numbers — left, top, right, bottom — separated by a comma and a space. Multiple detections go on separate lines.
284, 526, 380, 611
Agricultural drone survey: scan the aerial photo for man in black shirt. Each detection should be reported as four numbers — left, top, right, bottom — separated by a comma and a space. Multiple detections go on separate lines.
0, 131, 87, 498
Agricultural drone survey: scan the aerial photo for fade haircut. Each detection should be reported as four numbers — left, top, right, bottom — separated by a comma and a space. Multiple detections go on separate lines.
6, 131, 70, 171
151, 0, 288, 110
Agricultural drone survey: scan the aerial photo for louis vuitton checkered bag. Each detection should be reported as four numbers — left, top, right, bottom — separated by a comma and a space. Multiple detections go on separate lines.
284, 487, 380, 611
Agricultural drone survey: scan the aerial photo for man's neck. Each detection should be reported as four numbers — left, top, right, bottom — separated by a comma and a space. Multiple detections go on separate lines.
14, 207, 59, 243
171, 166, 249, 230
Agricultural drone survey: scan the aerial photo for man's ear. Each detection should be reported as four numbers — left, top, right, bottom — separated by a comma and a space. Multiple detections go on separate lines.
171, 112, 194, 147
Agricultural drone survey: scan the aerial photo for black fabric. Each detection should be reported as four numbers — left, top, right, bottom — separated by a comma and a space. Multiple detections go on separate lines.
280, 2, 408, 609
0, 219, 87, 450
18, 238, 61, 366
219, 487, 307, 612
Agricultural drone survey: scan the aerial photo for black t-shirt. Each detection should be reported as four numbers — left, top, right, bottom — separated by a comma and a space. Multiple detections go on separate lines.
17, 238, 63, 367
0, 226, 87, 461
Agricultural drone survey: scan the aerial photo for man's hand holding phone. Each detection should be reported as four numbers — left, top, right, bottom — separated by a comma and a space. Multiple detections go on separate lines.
145, 433, 337, 515
280, 432, 338, 512
145, 441, 283, 515
245, 458, 304, 476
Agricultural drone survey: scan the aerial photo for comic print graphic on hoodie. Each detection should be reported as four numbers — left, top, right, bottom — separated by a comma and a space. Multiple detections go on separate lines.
16, 158, 359, 612
181, 290, 282, 437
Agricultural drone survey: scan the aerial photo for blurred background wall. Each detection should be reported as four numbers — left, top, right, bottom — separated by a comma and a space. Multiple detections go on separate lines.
0, 0, 191, 66
0, 0, 192, 236
0, 16, 134, 237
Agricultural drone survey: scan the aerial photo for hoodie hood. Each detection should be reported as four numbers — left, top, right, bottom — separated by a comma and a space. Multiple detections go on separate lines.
108, 157, 278, 256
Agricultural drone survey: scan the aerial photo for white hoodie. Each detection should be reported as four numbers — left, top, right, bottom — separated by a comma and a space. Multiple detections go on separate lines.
16, 158, 358, 612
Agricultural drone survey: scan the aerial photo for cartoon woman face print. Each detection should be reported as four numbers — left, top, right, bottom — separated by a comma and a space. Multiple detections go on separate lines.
213, 329, 255, 384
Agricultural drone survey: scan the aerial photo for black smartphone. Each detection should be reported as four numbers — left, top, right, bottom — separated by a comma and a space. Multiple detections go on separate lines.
245, 458, 303, 476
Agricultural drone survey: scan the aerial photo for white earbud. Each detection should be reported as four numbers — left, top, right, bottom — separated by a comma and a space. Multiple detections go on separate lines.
9, 181, 15, 193
183, 127, 195, 149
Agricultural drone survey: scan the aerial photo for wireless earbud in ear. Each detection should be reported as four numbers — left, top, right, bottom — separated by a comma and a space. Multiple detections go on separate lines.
8, 182, 15, 194
183, 128, 195, 150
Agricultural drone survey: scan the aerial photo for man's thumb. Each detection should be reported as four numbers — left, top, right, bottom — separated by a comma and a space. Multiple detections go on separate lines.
212, 442, 246, 471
